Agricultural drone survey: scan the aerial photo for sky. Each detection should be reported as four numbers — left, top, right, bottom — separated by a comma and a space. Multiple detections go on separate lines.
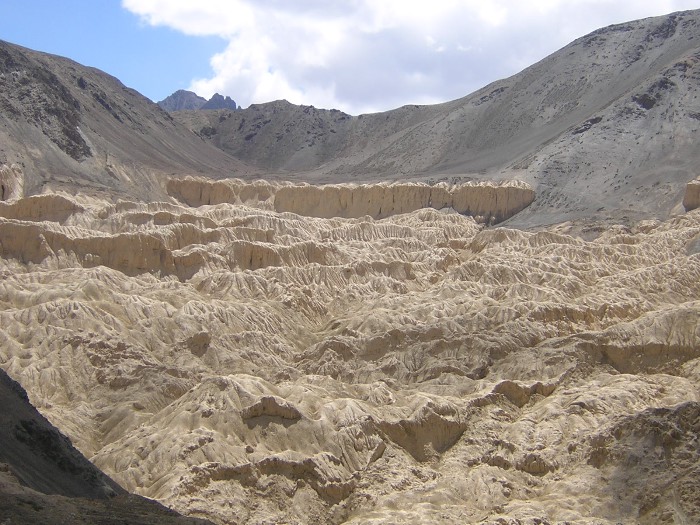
2, 1, 699, 114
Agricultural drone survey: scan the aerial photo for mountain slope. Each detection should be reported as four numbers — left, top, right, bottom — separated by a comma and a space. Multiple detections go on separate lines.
0, 368, 123, 499
174, 10, 700, 228
0, 41, 255, 201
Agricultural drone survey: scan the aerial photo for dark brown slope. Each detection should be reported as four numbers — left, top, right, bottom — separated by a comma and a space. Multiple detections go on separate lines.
175, 10, 700, 228
0, 368, 211, 525
0, 368, 123, 499
0, 41, 256, 201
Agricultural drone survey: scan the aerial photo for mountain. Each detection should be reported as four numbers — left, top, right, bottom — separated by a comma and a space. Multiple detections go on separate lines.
157, 90, 207, 111
3, 11, 700, 227
0, 41, 256, 201
157, 91, 237, 112
200, 93, 237, 110
173, 9, 700, 229
0, 368, 212, 524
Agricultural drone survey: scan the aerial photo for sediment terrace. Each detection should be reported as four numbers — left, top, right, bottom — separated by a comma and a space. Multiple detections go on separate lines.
166, 178, 535, 223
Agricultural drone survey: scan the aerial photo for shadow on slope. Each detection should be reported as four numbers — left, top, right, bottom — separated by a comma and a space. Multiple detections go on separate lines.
0, 369, 212, 524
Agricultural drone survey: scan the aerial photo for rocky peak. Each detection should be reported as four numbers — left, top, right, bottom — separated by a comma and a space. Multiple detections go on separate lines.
157, 89, 207, 111
200, 93, 237, 110
158, 90, 237, 111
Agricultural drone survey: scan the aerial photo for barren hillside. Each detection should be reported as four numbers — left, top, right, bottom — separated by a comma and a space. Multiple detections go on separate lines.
0, 41, 256, 201
175, 10, 700, 229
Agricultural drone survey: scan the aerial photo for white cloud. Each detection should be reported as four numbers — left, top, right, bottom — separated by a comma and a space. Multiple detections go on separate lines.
122, 0, 700, 114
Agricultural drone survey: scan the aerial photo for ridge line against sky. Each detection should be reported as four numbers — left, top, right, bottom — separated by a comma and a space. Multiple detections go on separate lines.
3, 1, 700, 115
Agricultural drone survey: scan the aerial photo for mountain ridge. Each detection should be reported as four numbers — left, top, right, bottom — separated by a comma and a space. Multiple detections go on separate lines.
2, 11, 700, 229
171, 9, 700, 229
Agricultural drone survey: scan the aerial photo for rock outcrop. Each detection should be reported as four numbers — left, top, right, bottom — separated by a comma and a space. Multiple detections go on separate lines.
200, 93, 237, 111
0, 164, 24, 201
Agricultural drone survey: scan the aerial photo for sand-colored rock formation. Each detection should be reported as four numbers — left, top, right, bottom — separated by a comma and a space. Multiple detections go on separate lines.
683, 179, 700, 211
0, 164, 24, 201
3, 9, 700, 524
166, 177, 535, 224
1, 184, 700, 524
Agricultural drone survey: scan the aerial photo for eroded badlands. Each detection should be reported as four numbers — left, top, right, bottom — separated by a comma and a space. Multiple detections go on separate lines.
1, 179, 700, 524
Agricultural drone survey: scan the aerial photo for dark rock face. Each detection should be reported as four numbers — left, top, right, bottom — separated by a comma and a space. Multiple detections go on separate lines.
158, 91, 237, 111
200, 93, 237, 110
0, 368, 123, 499
158, 89, 207, 111
0, 368, 214, 524
0, 45, 91, 161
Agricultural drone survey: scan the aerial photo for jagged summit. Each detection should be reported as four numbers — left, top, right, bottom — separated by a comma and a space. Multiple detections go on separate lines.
158, 90, 237, 111
200, 92, 237, 110
157, 89, 207, 111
